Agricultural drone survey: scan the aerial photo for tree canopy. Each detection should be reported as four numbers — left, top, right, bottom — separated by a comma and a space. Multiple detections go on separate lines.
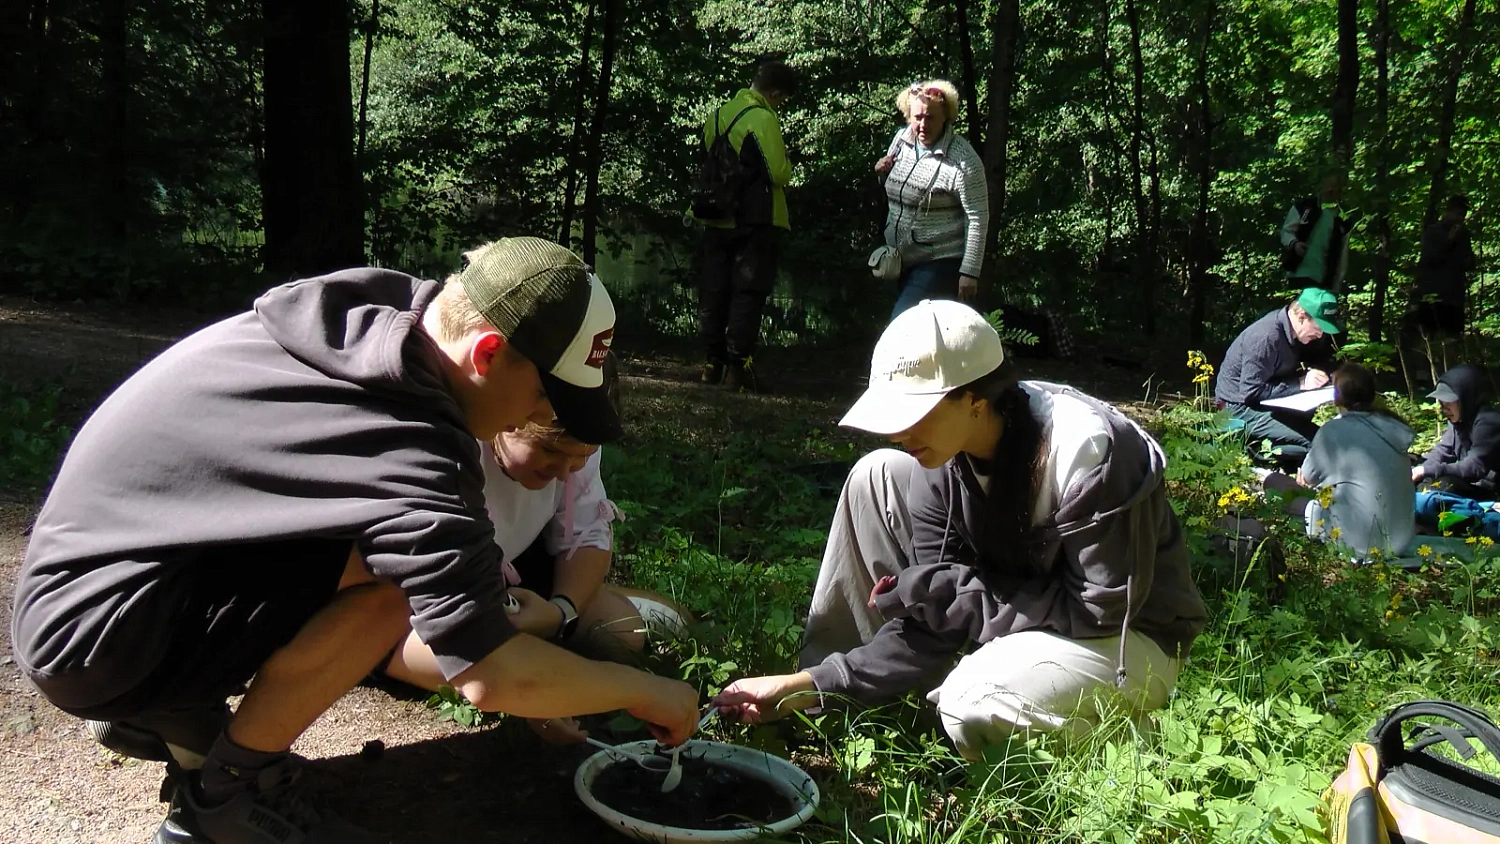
2, 0, 1495, 347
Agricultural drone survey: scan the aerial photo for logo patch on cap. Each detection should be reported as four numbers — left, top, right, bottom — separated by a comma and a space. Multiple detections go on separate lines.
586, 328, 614, 368
882, 355, 934, 381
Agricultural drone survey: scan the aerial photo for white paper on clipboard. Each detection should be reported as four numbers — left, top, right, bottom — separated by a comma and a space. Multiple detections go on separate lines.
1261, 386, 1335, 413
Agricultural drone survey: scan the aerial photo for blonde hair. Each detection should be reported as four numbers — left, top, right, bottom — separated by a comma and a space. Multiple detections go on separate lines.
489, 351, 623, 448
897, 79, 961, 124
432, 274, 493, 344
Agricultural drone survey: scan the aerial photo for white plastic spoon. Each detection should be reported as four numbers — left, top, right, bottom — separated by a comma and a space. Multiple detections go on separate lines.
585, 736, 671, 772
660, 708, 719, 793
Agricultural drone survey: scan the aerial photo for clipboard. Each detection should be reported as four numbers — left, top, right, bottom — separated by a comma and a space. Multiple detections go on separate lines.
1261, 386, 1335, 413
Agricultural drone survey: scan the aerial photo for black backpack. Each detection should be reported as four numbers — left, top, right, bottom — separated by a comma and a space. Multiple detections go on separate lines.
691, 104, 767, 222
1280, 195, 1323, 270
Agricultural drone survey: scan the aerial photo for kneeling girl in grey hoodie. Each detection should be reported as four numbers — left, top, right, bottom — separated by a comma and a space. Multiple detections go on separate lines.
711, 300, 1207, 758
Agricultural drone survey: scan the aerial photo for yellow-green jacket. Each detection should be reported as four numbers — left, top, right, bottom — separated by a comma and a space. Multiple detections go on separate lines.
695, 88, 791, 230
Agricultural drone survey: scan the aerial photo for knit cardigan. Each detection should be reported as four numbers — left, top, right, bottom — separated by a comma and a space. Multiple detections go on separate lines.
880, 127, 990, 279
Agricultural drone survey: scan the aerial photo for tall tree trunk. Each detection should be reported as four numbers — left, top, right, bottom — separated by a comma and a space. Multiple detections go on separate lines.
1369, 0, 1392, 342
261, 0, 364, 277
980, 0, 1019, 292
356, 0, 379, 250
558, 0, 598, 247
356, 0, 379, 171
100, 0, 128, 246
1186, 0, 1215, 346
1125, 0, 1153, 335
953, 0, 983, 148
14, 0, 53, 220
1423, 0, 1478, 227
1330, 0, 1359, 178
579, 0, 618, 266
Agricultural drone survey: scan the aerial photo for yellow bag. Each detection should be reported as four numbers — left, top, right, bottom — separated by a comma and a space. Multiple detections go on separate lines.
1325, 700, 1500, 844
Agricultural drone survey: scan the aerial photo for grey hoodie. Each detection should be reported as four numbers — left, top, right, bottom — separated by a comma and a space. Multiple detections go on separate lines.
14, 269, 516, 684
806, 383, 1207, 701
1421, 364, 1500, 497
1301, 412, 1416, 559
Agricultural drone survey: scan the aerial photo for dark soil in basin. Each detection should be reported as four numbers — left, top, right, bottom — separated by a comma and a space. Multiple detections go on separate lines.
589, 755, 796, 831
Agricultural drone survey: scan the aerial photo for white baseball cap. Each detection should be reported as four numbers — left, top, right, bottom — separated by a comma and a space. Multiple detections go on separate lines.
839, 299, 1005, 435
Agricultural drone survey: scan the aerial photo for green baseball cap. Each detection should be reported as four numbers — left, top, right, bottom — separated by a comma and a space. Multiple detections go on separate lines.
1296, 287, 1340, 334
458, 237, 621, 444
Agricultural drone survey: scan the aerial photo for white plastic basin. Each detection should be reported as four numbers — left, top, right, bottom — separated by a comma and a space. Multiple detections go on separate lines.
574, 739, 820, 843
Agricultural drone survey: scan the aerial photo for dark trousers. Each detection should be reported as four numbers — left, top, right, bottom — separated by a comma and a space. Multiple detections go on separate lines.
1227, 402, 1320, 467
699, 225, 780, 363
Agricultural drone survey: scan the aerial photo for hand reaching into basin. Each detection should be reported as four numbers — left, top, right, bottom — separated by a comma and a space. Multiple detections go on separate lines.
711, 673, 819, 724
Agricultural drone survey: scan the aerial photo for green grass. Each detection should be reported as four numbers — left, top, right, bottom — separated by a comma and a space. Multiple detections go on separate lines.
605, 375, 1500, 844
8, 361, 1497, 842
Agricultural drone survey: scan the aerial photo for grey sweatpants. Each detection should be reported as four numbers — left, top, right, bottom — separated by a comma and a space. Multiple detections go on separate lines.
799, 449, 1180, 759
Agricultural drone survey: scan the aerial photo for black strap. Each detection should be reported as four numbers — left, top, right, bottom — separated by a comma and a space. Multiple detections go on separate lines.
1410, 726, 1479, 760
709, 104, 767, 148
1372, 700, 1500, 775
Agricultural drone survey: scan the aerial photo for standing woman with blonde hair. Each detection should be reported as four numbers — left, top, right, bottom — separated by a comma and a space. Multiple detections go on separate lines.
874, 80, 990, 320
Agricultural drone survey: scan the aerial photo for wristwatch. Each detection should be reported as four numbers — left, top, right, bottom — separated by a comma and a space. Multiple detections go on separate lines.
549, 595, 580, 641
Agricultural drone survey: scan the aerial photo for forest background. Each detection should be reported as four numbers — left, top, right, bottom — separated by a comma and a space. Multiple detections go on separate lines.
3, 0, 1495, 354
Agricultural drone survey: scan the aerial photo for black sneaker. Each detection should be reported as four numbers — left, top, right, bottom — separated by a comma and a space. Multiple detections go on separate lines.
724, 360, 763, 394
154, 761, 384, 844
88, 702, 230, 770
89, 719, 174, 763
700, 361, 725, 384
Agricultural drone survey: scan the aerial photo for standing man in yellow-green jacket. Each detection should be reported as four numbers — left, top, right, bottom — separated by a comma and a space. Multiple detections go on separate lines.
691, 60, 795, 393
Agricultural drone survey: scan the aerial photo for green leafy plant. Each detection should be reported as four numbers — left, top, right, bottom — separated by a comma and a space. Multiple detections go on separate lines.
985, 308, 1040, 349
425, 685, 489, 728
0, 379, 73, 490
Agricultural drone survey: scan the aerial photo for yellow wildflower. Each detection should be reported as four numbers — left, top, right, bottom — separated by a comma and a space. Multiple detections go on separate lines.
1330, 526, 1343, 541
1315, 485, 1335, 509
1483, 537, 1495, 548
1417, 544, 1434, 557
1216, 486, 1252, 511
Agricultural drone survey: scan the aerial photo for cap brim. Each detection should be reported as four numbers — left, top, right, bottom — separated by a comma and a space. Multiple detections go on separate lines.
539, 371, 623, 445
1313, 317, 1340, 334
1428, 384, 1460, 403
838, 387, 947, 436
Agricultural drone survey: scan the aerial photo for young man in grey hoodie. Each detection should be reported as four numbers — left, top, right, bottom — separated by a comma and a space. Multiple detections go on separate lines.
11, 238, 700, 844
711, 301, 1206, 758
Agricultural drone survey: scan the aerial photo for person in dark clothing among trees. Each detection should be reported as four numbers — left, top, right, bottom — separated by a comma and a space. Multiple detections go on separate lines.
1215, 288, 1341, 467
1279, 174, 1355, 292
692, 60, 797, 394
1405, 195, 1476, 375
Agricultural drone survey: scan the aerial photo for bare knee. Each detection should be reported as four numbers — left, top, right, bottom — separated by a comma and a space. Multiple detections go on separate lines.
578, 590, 646, 657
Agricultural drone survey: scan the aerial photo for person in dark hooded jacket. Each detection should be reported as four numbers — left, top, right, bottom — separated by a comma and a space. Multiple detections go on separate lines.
709, 300, 1207, 759
1413, 364, 1500, 499
10, 239, 700, 844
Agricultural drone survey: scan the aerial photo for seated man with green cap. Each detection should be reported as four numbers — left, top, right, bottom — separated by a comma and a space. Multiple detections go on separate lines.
1214, 287, 1342, 466
10, 237, 701, 844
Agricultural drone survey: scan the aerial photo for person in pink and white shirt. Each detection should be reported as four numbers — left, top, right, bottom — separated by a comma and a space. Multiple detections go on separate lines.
380, 356, 649, 740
